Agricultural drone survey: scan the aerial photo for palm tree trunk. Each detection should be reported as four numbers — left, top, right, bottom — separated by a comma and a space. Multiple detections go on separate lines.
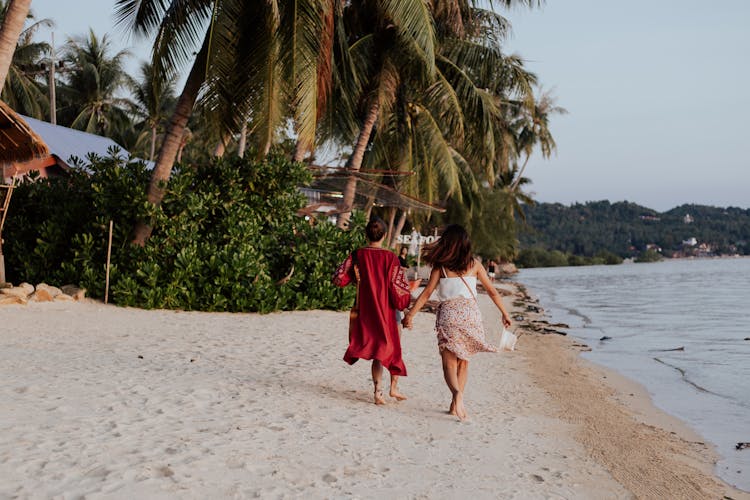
389, 209, 408, 248
384, 207, 397, 249
132, 34, 210, 246
213, 132, 231, 157
0, 0, 31, 89
336, 99, 379, 229
237, 122, 247, 158
510, 154, 531, 191
363, 195, 375, 221
149, 126, 157, 162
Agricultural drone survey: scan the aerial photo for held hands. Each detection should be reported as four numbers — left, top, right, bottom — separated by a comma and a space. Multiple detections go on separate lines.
402, 312, 413, 329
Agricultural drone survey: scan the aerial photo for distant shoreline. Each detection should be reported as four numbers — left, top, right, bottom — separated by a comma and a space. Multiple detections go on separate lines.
517, 252, 750, 270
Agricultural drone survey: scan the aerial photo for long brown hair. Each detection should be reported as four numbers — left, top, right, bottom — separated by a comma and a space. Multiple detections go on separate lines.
422, 224, 474, 274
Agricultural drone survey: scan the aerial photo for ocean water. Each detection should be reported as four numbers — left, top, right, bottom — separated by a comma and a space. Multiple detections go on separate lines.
518, 258, 750, 491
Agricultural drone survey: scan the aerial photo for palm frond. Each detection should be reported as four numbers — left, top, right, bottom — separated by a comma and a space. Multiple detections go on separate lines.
412, 103, 462, 200
150, 0, 213, 75
381, 0, 436, 78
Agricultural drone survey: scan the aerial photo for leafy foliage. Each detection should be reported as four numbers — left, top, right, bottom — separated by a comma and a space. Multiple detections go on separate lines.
634, 249, 662, 263
516, 248, 622, 268
5, 154, 363, 312
444, 183, 519, 261
0, 1, 53, 119
56, 30, 136, 146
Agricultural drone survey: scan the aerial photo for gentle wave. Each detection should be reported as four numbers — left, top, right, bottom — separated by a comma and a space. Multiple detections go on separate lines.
518, 258, 750, 492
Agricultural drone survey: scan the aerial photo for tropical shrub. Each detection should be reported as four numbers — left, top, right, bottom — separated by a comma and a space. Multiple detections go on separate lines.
634, 249, 662, 263
4, 153, 364, 312
515, 247, 623, 268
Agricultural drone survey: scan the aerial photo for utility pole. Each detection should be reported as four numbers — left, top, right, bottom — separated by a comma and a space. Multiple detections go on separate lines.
48, 32, 56, 125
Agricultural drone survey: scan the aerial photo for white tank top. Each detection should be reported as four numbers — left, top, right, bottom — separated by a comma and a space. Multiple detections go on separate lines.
435, 267, 477, 301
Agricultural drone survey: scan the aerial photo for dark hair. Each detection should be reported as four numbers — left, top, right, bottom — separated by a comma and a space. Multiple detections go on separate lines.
365, 217, 387, 242
422, 224, 474, 273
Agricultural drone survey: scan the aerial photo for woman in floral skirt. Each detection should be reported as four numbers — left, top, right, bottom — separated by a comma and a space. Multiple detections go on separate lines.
402, 225, 511, 420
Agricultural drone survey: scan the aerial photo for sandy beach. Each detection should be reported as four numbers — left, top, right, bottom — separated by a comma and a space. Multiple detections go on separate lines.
0, 284, 745, 499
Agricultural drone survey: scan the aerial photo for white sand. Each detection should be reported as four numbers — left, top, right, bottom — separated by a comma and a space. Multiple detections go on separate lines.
0, 294, 634, 499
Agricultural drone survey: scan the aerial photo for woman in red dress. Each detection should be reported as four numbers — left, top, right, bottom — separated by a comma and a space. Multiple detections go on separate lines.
333, 217, 412, 405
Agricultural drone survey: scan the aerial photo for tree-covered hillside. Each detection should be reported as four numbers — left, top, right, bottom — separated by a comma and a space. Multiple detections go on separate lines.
519, 201, 750, 258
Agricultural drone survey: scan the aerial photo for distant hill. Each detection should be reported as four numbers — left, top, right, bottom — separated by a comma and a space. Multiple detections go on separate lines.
519, 201, 750, 257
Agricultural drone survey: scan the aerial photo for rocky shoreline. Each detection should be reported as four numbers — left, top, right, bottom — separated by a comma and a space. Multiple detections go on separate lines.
0, 282, 86, 305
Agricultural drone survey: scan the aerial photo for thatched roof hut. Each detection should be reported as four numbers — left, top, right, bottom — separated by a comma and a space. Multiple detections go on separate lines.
0, 100, 49, 164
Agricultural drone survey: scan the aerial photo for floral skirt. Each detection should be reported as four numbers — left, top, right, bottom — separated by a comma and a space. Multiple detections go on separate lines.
435, 297, 497, 360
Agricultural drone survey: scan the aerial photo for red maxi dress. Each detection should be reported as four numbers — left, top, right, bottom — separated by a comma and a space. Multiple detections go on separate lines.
333, 247, 412, 375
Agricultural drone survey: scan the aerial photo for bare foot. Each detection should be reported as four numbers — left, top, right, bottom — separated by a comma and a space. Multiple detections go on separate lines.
373, 383, 386, 405
454, 392, 468, 421
448, 400, 457, 415
389, 387, 408, 401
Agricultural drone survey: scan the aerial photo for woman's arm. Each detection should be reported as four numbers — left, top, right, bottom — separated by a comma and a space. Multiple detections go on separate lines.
402, 267, 441, 329
476, 261, 512, 327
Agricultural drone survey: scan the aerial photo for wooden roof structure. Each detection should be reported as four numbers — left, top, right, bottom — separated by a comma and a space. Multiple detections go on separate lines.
0, 100, 49, 164
306, 173, 445, 213
302, 166, 445, 215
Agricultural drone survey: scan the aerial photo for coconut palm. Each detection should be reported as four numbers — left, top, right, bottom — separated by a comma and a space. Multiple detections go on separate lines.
339, 3, 538, 235
115, 0, 214, 244
0, 2, 53, 119
510, 88, 566, 191
333, 1, 542, 228
497, 164, 535, 220
131, 61, 177, 161
56, 30, 136, 143
330, 0, 438, 228
206, 1, 338, 159
115, 0, 338, 244
0, 0, 30, 89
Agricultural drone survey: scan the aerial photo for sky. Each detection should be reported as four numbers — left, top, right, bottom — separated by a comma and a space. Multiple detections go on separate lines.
502, 0, 750, 211
28, 0, 750, 212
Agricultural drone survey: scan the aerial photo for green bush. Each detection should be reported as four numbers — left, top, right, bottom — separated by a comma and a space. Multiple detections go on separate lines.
5, 153, 364, 312
634, 249, 662, 263
515, 247, 568, 268
594, 250, 623, 265
567, 254, 586, 266
515, 247, 623, 268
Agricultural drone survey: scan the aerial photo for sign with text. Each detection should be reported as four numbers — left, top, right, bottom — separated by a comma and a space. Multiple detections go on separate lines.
396, 234, 440, 245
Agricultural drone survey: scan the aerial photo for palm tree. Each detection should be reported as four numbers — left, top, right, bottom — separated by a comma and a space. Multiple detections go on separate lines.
331, 0, 437, 228
206, 1, 337, 159
0, 1, 53, 119
497, 164, 535, 220
116, 0, 337, 244
56, 30, 135, 143
0, 0, 30, 89
115, 0, 213, 244
131, 61, 177, 161
510, 88, 566, 191
333, 1, 542, 228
